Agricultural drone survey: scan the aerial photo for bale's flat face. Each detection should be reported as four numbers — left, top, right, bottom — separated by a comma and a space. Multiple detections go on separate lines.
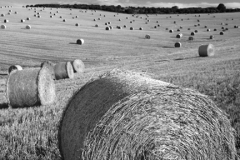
72, 59, 85, 73
66, 62, 74, 79
38, 66, 56, 105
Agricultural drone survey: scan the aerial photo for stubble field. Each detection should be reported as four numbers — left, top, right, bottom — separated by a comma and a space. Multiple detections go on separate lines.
0, 6, 240, 159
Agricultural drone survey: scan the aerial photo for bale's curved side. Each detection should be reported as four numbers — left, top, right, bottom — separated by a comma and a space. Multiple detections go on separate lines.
54, 62, 74, 80
58, 69, 236, 160
71, 59, 85, 73
6, 68, 40, 108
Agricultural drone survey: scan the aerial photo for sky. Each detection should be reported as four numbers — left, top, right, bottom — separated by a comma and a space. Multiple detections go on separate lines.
1, 0, 240, 8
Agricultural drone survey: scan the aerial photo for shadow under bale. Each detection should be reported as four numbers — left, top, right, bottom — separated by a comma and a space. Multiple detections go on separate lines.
59, 69, 237, 160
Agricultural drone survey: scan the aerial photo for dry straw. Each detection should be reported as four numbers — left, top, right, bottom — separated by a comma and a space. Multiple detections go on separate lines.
199, 44, 215, 57
6, 65, 56, 108
71, 59, 85, 73
8, 65, 22, 74
58, 69, 237, 160
54, 62, 74, 80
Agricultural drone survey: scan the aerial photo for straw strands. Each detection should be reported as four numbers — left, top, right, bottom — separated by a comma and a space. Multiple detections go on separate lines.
58, 69, 237, 160
6, 65, 56, 108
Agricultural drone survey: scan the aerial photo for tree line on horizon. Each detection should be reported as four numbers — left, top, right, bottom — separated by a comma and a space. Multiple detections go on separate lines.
28, 3, 240, 14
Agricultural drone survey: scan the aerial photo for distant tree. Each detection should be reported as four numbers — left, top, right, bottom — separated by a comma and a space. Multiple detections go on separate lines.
172, 6, 179, 10
217, 3, 226, 12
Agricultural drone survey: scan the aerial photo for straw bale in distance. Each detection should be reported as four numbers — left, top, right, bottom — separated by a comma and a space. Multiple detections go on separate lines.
54, 62, 74, 80
175, 42, 181, 47
199, 44, 215, 57
76, 39, 84, 45
1, 25, 6, 29
71, 59, 85, 73
145, 34, 150, 39
8, 65, 22, 74
26, 25, 31, 29
58, 69, 237, 160
6, 65, 56, 108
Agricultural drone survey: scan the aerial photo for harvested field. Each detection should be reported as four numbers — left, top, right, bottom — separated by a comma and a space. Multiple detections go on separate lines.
0, 6, 240, 159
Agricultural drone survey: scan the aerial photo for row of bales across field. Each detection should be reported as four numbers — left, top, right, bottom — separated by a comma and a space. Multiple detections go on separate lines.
1, 6, 240, 160
1, 6, 240, 48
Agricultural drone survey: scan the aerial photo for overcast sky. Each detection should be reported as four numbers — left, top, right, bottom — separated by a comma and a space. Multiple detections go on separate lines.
1, 0, 240, 8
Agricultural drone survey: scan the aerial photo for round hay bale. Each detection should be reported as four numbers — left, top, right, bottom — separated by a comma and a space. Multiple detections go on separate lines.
4, 19, 9, 23
58, 69, 237, 160
54, 62, 74, 80
8, 65, 22, 74
26, 17, 30, 20
176, 33, 183, 38
1, 25, 6, 29
174, 42, 181, 47
210, 35, 214, 39
130, 27, 134, 30
98, 18, 101, 20
207, 29, 210, 32
195, 30, 198, 33
105, 26, 110, 30
95, 24, 98, 27
93, 19, 96, 21
21, 19, 25, 23
75, 23, 79, 26
26, 25, 31, 29
188, 36, 194, 40
50, 16, 53, 18
166, 28, 168, 30
214, 28, 217, 31
63, 19, 66, 22
71, 59, 85, 73
1, 14, 5, 17
220, 32, 224, 35
123, 25, 127, 28
191, 32, 195, 35
169, 29, 173, 33
145, 34, 150, 39
154, 26, 157, 29
109, 26, 112, 30
76, 39, 84, 45
6, 65, 56, 108
108, 22, 111, 24
139, 27, 143, 30
198, 44, 215, 57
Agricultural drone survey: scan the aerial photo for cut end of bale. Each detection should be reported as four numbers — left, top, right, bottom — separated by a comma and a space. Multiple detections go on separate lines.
71, 59, 85, 73
38, 65, 56, 105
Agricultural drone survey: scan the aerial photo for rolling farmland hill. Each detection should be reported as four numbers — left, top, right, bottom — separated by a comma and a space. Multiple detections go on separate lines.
0, 6, 240, 159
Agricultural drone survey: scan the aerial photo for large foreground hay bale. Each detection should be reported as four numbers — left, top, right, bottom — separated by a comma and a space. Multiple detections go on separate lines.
58, 69, 237, 160
54, 62, 74, 80
71, 59, 85, 73
6, 65, 56, 108
198, 44, 215, 57
8, 65, 22, 74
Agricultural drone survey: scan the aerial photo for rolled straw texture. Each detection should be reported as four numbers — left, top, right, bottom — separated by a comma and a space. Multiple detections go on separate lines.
6, 65, 56, 108
198, 44, 215, 57
54, 62, 74, 80
59, 69, 237, 160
